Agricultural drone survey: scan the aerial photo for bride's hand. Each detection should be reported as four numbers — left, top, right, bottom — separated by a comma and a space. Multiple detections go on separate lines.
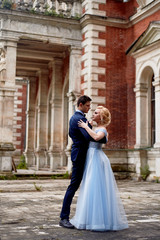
89, 119, 93, 126
78, 119, 88, 129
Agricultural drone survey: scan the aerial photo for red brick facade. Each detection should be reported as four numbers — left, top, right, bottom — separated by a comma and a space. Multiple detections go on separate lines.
81, 1, 160, 150
103, 0, 138, 19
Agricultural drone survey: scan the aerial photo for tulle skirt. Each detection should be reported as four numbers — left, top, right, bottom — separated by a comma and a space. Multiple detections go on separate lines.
70, 142, 128, 231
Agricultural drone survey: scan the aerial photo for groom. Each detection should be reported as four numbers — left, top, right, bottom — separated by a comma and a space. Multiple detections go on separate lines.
59, 95, 106, 228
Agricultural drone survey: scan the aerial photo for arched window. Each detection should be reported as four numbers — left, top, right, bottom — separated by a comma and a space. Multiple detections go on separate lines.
151, 75, 155, 146
134, 66, 155, 148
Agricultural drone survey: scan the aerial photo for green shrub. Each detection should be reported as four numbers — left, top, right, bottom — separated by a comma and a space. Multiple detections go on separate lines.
17, 155, 28, 169
140, 164, 151, 181
63, 171, 70, 179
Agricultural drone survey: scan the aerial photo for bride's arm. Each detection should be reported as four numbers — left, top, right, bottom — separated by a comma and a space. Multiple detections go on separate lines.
78, 120, 105, 141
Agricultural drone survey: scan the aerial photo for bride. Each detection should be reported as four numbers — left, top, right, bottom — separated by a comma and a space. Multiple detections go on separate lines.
70, 106, 128, 231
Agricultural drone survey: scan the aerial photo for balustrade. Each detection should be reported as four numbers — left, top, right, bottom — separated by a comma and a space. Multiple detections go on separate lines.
0, 0, 82, 18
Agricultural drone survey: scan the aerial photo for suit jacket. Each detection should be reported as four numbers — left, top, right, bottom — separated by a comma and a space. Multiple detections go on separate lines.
69, 111, 107, 162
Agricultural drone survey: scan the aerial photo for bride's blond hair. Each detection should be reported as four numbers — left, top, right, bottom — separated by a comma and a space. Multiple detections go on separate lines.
97, 106, 111, 127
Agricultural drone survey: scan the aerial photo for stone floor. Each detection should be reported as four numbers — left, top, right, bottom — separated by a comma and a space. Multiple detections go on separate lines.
0, 179, 160, 240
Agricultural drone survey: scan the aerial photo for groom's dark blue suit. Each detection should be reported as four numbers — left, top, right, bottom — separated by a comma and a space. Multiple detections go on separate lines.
60, 111, 106, 220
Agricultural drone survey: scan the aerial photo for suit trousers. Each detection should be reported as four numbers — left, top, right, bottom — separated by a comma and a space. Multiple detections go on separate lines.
60, 159, 86, 220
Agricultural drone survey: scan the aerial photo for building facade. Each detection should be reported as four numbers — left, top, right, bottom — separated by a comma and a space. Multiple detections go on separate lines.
0, 0, 160, 180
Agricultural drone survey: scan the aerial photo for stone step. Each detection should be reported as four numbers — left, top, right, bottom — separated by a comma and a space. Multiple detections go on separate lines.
114, 172, 134, 180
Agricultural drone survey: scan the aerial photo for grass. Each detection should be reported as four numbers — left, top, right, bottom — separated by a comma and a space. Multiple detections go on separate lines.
33, 182, 42, 191
17, 155, 28, 170
140, 165, 151, 181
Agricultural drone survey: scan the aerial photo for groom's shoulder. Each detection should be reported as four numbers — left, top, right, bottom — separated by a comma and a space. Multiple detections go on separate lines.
71, 111, 81, 118
70, 111, 84, 122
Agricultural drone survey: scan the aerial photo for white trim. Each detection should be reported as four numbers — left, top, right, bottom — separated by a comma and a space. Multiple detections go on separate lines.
130, 0, 160, 25
82, 38, 106, 47
82, 52, 105, 61
82, 24, 106, 33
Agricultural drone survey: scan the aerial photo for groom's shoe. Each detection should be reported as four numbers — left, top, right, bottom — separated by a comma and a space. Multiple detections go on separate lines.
59, 219, 74, 229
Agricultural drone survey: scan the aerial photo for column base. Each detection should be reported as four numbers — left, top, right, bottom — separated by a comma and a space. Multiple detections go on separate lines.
60, 151, 67, 167
48, 150, 61, 171
154, 142, 160, 148
134, 144, 149, 149
24, 150, 36, 167
35, 149, 47, 170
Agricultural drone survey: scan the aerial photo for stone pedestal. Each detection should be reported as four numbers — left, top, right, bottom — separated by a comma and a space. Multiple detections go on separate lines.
24, 150, 36, 167
35, 149, 47, 170
48, 149, 61, 171
0, 143, 15, 172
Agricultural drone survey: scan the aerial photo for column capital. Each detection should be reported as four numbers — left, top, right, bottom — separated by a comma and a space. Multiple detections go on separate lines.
50, 98, 62, 108
36, 69, 49, 76
26, 109, 35, 117
134, 83, 148, 91
0, 40, 17, 49
50, 58, 63, 66
152, 77, 160, 87
134, 83, 148, 97
69, 45, 82, 54
67, 91, 80, 102
37, 104, 47, 113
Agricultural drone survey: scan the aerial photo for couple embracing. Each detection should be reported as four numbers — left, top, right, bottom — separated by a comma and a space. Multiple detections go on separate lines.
59, 95, 128, 231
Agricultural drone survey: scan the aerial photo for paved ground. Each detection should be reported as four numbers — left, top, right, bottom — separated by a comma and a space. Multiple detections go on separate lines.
0, 178, 160, 240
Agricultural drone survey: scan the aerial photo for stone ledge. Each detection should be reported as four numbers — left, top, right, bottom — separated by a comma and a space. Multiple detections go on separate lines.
0, 142, 15, 151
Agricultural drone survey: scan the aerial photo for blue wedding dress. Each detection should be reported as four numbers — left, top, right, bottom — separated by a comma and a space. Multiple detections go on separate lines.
70, 128, 128, 231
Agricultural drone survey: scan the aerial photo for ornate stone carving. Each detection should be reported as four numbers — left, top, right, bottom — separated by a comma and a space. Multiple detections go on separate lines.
0, 47, 6, 82
1, 0, 82, 18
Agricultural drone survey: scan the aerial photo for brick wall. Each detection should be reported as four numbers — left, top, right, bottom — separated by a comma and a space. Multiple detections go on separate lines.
104, 26, 128, 149
103, 0, 138, 19
13, 84, 27, 154
104, 8, 160, 149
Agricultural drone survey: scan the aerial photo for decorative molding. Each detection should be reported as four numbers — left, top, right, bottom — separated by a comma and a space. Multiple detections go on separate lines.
130, 0, 160, 25
136, 0, 155, 10
126, 21, 160, 56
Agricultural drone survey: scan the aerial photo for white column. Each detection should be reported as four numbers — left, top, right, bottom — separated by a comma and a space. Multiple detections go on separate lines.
35, 70, 48, 170
153, 76, 160, 148
0, 41, 17, 172
24, 78, 37, 166
65, 47, 82, 172
3, 41, 17, 88
134, 83, 148, 148
65, 92, 77, 172
48, 59, 63, 171
0, 41, 17, 143
68, 46, 82, 96
68, 46, 82, 127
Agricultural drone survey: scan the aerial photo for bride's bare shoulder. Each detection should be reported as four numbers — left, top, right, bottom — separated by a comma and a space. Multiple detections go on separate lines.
95, 126, 106, 130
